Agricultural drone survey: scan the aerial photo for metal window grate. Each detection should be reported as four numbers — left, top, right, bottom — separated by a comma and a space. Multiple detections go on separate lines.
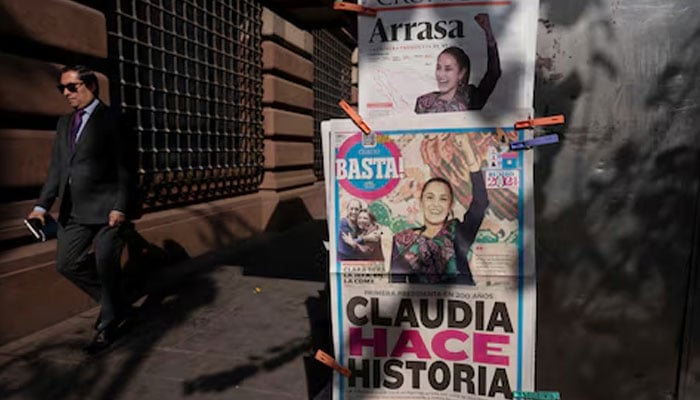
312, 30, 353, 179
107, 0, 264, 210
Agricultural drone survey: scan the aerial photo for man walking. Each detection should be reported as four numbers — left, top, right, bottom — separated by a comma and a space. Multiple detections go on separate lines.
27, 65, 131, 353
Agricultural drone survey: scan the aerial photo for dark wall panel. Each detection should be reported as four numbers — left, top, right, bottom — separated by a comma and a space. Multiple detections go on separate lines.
534, 1, 700, 399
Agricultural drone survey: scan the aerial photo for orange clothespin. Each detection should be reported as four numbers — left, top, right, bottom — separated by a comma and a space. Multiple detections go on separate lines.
514, 115, 565, 130
339, 99, 372, 135
314, 350, 352, 377
333, 1, 377, 16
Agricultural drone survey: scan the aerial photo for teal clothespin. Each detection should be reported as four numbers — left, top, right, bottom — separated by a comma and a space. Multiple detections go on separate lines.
513, 391, 561, 400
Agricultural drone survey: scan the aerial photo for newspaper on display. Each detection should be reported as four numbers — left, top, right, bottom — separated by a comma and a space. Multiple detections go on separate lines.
357, 0, 539, 118
324, 111, 536, 399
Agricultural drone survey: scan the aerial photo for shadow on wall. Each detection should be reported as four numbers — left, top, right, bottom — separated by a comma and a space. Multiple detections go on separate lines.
534, 1, 700, 399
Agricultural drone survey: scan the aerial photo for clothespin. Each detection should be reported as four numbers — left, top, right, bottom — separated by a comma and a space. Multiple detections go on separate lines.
514, 115, 565, 130
509, 134, 559, 151
333, 1, 377, 16
513, 391, 561, 400
339, 99, 372, 135
510, 114, 564, 150
314, 350, 352, 377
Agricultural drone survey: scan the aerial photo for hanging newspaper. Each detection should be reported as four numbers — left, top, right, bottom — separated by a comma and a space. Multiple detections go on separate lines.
327, 112, 536, 399
357, 0, 539, 118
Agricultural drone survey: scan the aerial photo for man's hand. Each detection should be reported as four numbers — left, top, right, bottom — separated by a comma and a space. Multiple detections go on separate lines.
27, 209, 46, 225
109, 211, 126, 227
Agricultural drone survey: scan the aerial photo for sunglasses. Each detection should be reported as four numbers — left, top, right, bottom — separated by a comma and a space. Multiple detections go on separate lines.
56, 82, 84, 93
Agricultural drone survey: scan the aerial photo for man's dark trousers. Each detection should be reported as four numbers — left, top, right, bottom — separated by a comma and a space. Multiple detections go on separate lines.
57, 217, 126, 330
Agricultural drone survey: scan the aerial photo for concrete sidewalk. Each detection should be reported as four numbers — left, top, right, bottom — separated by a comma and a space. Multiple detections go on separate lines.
0, 221, 334, 400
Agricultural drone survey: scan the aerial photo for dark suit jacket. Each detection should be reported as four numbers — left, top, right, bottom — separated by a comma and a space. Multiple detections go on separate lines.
37, 101, 130, 225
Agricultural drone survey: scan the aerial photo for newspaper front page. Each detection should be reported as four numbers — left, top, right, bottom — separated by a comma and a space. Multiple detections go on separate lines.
326, 112, 535, 399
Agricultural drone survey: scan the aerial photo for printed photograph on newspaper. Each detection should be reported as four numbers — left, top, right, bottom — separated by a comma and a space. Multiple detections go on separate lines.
357, 0, 539, 118
328, 112, 536, 399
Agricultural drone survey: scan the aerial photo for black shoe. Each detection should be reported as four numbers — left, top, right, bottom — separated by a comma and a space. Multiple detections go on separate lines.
83, 326, 117, 355
94, 305, 135, 332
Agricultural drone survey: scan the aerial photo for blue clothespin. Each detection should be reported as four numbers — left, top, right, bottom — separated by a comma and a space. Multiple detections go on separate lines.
509, 134, 559, 151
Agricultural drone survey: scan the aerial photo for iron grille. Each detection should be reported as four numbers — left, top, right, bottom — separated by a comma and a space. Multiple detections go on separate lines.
108, 0, 264, 210
312, 30, 353, 179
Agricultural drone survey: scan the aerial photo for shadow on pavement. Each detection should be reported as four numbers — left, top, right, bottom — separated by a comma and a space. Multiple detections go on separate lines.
0, 216, 334, 400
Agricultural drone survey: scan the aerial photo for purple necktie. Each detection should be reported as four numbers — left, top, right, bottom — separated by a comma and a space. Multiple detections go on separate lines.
70, 110, 86, 152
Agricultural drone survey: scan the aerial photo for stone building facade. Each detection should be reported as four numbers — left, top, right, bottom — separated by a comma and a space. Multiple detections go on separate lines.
0, 0, 355, 345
